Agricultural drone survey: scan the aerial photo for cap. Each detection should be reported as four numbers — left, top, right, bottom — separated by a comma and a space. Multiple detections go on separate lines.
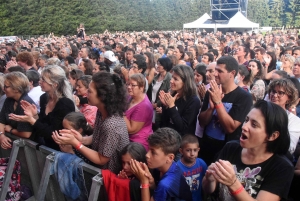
103, 51, 117, 62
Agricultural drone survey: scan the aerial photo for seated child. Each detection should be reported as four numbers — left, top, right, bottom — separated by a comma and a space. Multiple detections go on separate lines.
177, 134, 207, 201
74, 75, 97, 127
54, 112, 93, 164
130, 127, 192, 201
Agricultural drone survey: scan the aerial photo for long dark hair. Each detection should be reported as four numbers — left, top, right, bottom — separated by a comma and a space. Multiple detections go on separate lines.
266, 51, 277, 72
253, 100, 290, 155
172, 65, 197, 100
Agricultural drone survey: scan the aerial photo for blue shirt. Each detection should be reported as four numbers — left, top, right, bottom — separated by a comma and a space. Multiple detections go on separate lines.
153, 162, 192, 201
177, 158, 207, 201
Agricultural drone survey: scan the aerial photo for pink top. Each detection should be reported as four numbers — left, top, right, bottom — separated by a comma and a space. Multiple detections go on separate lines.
79, 104, 98, 128
125, 95, 153, 150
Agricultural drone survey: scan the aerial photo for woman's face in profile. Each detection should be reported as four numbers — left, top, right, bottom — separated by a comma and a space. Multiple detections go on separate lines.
3, 80, 14, 98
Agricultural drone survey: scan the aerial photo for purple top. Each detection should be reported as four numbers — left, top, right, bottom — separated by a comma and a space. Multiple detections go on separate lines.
125, 95, 153, 150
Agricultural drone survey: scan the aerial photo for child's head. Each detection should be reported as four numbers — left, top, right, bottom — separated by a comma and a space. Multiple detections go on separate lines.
63, 112, 93, 135
146, 128, 181, 169
179, 134, 200, 164
76, 75, 92, 96
120, 142, 147, 177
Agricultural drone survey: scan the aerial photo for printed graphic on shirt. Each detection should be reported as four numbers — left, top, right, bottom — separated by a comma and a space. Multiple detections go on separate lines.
206, 102, 233, 140
182, 166, 203, 191
219, 165, 263, 200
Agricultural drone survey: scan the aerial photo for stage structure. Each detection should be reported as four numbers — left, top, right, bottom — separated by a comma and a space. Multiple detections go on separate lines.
183, 0, 258, 32
211, 0, 248, 22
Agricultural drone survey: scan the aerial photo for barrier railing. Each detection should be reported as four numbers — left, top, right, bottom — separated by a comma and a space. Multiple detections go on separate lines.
0, 133, 103, 201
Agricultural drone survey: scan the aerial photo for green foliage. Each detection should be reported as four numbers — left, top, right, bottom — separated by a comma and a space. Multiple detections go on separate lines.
0, 0, 300, 35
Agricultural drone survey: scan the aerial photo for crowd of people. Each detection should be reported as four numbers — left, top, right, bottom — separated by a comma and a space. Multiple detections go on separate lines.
0, 27, 300, 200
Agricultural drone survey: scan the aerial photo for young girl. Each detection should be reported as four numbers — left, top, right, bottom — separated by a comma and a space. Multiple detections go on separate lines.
118, 142, 148, 201
75, 75, 97, 127
118, 142, 147, 179
57, 112, 93, 163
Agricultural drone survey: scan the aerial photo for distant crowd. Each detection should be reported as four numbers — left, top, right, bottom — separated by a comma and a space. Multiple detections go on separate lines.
0, 26, 300, 200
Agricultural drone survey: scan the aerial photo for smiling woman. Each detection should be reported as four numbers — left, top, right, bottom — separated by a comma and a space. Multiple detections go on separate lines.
159, 65, 200, 136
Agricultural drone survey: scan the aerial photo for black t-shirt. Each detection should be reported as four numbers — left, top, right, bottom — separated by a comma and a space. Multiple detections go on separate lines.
201, 86, 252, 141
216, 141, 294, 200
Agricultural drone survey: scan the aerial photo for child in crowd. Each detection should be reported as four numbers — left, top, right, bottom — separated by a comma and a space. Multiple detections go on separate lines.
130, 127, 192, 201
177, 134, 207, 201
54, 112, 93, 164
118, 142, 147, 201
74, 75, 97, 127
118, 142, 147, 179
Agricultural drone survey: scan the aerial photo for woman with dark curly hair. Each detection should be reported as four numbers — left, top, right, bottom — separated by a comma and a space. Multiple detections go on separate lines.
53, 72, 130, 174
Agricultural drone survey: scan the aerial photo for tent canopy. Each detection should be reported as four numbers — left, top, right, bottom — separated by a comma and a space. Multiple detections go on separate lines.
183, 12, 259, 30
183, 13, 211, 29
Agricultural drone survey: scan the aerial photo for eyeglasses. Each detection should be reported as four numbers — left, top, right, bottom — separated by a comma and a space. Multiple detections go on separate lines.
3, 85, 10, 89
126, 83, 138, 87
270, 89, 286, 97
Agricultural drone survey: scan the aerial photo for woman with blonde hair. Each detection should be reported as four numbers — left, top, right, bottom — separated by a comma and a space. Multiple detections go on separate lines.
9, 65, 76, 150
0, 72, 36, 149
280, 54, 295, 76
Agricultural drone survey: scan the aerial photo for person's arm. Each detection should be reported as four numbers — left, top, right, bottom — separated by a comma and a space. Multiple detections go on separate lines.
124, 117, 145, 134
166, 96, 200, 134
202, 167, 217, 194
8, 128, 31, 138
295, 156, 300, 176
146, 68, 156, 85
52, 131, 109, 165
214, 104, 242, 134
198, 92, 214, 128
208, 80, 248, 133
0, 123, 12, 149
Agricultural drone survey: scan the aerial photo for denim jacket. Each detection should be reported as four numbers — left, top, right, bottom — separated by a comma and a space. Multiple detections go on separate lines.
50, 152, 88, 201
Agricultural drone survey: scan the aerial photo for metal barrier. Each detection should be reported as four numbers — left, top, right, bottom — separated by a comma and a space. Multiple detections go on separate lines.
0, 133, 103, 201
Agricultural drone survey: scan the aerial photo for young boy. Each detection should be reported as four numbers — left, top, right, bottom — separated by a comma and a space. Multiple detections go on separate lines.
177, 134, 207, 201
130, 127, 192, 201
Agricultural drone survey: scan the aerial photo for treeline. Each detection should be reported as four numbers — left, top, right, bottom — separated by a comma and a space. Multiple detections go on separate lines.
0, 0, 299, 36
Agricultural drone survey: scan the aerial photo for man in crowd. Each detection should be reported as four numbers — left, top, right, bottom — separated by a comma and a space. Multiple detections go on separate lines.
198, 56, 252, 165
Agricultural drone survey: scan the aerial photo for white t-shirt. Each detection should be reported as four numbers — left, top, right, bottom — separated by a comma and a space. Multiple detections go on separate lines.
287, 111, 300, 154
28, 86, 44, 113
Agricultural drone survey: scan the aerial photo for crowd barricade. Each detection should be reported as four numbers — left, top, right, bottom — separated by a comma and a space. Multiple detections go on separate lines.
0, 133, 103, 201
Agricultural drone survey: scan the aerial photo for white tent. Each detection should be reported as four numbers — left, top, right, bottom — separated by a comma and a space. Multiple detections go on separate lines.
183, 12, 259, 31
219, 12, 259, 29
183, 13, 212, 29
